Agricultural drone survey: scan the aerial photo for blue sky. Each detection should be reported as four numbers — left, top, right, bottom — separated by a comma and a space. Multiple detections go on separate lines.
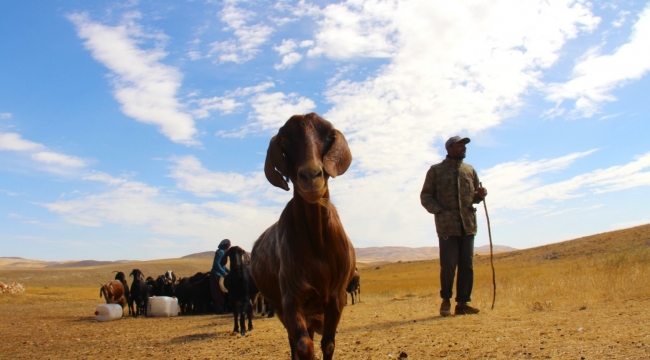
1, 0, 649, 261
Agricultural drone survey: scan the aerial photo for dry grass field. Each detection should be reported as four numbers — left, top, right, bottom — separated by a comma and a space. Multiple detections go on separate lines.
2, 224, 650, 359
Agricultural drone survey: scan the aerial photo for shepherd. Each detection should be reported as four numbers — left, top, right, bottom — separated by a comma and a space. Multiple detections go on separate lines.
420, 136, 488, 316
209, 239, 231, 314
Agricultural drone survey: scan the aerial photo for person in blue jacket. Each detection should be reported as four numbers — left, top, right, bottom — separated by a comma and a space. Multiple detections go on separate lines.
209, 239, 231, 314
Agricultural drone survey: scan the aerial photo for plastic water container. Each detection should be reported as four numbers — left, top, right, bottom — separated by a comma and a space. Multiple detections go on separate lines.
95, 304, 123, 322
147, 296, 179, 317
170, 297, 179, 317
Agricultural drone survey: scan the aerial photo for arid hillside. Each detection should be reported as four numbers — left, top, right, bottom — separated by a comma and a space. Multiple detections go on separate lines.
0, 244, 517, 270
1, 224, 649, 359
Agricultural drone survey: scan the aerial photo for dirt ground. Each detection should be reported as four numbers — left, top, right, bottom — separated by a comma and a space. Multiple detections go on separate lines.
1, 290, 648, 359
2, 225, 649, 359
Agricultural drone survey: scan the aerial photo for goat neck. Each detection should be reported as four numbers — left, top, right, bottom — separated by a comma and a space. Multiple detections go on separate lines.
285, 187, 349, 261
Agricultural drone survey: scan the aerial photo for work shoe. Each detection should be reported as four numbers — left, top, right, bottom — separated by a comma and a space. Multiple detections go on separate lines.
455, 302, 480, 315
440, 299, 451, 317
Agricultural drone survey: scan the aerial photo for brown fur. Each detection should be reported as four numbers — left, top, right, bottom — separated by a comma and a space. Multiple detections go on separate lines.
251, 113, 356, 360
99, 280, 127, 316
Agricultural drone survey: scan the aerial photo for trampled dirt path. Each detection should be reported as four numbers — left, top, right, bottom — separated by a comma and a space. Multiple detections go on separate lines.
1, 291, 648, 359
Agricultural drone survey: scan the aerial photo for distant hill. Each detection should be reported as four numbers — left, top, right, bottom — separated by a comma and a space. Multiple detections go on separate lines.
181, 251, 215, 259
45, 260, 130, 268
0, 257, 56, 269
353, 244, 517, 265
0, 244, 518, 269
1, 224, 648, 287
475, 244, 518, 253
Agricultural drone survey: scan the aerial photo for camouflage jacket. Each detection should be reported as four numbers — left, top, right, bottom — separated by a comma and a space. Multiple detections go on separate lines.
420, 157, 483, 236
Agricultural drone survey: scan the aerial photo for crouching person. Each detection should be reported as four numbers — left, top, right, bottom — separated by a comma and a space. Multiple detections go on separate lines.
209, 239, 231, 314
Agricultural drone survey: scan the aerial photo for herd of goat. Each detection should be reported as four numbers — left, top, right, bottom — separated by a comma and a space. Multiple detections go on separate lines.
100, 265, 361, 332
99, 113, 362, 360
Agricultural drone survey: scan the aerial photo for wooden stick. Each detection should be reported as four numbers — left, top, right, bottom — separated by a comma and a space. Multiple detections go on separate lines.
480, 182, 496, 310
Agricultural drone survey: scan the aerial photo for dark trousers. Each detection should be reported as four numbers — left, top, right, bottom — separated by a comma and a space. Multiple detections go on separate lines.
439, 235, 474, 303
209, 273, 225, 314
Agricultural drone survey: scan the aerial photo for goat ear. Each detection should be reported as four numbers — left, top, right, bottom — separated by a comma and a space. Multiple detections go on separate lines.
264, 135, 290, 191
324, 129, 352, 177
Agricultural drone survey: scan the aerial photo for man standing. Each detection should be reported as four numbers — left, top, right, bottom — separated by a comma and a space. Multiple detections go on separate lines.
420, 136, 487, 316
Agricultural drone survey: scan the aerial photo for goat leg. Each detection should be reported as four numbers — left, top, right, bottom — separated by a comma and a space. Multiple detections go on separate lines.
232, 303, 240, 334
320, 295, 344, 360
247, 302, 254, 331
283, 301, 315, 360
239, 306, 247, 336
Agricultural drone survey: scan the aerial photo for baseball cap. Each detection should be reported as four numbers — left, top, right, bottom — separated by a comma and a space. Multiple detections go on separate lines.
445, 136, 470, 148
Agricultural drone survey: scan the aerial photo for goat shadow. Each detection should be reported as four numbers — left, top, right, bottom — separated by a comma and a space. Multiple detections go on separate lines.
170, 332, 216, 344
342, 315, 447, 333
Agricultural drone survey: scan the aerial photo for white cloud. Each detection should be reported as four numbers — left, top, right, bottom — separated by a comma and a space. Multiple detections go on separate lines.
188, 82, 277, 119
480, 150, 598, 211
322, 0, 599, 175
275, 52, 303, 70
42, 171, 286, 253
187, 50, 204, 60
288, 0, 604, 247
68, 12, 198, 145
610, 218, 650, 230
307, 0, 400, 59
0, 132, 45, 151
299, 40, 314, 48
613, 10, 631, 27
190, 97, 243, 118
211, 3, 275, 63
30, 152, 86, 168
0, 113, 11, 119
168, 155, 266, 198
0, 132, 87, 169
273, 39, 304, 69
82, 171, 128, 186
274, 39, 297, 54
481, 151, 650, 211
545, 4, 650, 118
227, 82, 276, 97
249, 92, 316, 131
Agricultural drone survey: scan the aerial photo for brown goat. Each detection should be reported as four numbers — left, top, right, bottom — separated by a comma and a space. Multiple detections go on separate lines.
99, 280, 127, 316
251, 113, 355, 360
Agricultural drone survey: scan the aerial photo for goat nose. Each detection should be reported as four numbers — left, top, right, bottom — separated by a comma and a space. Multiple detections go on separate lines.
298, 166, 323, 183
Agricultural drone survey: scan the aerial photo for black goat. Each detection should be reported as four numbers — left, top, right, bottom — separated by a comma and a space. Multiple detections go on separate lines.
175, 272, 212, 314
150, 274, 175, 297
223, 246, 257, 336
346, 269, 361, 305
129, 269, 150, 318
174, 277, 192, 314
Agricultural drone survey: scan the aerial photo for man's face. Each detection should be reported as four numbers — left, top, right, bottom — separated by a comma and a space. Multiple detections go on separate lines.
446, 141, 467, 159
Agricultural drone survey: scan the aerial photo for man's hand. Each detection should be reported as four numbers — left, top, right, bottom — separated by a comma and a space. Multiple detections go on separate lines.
477, 187, 488, 198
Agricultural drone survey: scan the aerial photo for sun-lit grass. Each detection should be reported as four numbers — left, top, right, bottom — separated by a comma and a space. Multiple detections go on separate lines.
360, 225, 650, 313
1, 224, 649, 359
